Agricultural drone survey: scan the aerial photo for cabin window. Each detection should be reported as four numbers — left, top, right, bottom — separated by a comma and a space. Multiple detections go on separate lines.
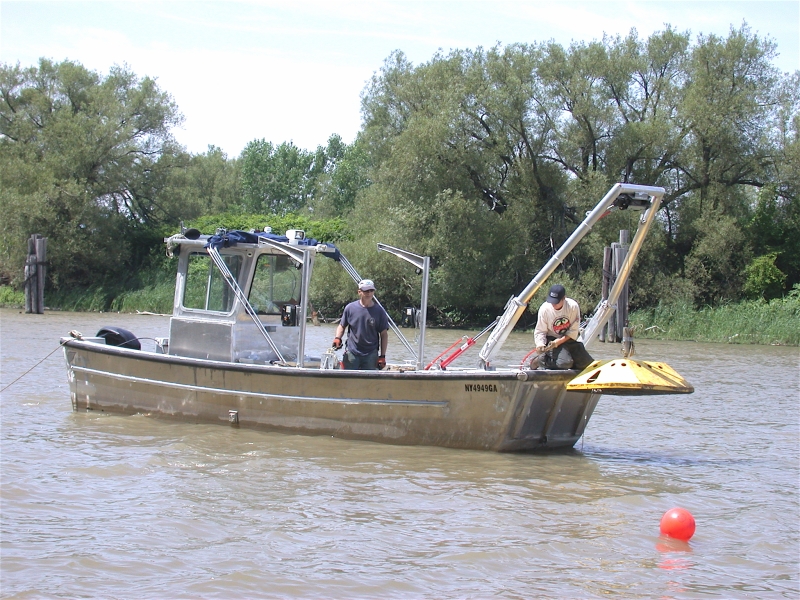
249, 254, 300, 314
183, 252, 243, 313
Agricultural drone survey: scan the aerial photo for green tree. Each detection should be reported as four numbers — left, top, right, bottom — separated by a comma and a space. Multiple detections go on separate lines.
0, 59, 183, 289
351, 26, 797, 317
748, 184, 800, 292
4, 25, 796, 315
240, 139, 315, 214
600, 28, 690, 186
766, 74, 800, 290
744, 252, 786, 299
684, 214, 751, 305
161, 145, 242, 219
537, 38, 618, 178
309, 134, 372, 216
674, 26, 780, 214
661, 27, 796, 301
357, 47, 584, 317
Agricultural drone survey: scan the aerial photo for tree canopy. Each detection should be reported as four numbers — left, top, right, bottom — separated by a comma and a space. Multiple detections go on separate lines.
1, 25, 798, 319
0, 59, 184, 288
354, 25, 798, 316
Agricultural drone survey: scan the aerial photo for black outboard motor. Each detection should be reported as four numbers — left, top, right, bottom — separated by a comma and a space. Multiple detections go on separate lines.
96, 326, 141, 350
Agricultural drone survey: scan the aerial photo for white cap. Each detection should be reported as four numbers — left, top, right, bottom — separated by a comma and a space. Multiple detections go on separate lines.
358, 279, 376, 291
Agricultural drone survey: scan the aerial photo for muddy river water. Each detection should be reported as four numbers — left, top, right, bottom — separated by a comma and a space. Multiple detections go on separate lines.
1, 308, 798, 598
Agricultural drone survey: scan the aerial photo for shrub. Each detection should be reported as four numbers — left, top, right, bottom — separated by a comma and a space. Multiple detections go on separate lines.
0, 285, 24, 307
744, 252, 787, 300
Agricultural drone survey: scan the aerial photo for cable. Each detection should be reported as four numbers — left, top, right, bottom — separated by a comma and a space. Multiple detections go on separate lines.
0, 334, 161, 393
0, 341, 65, 393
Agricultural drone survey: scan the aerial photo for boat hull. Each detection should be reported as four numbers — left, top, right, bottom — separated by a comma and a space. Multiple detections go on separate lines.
63, 340, 601, 452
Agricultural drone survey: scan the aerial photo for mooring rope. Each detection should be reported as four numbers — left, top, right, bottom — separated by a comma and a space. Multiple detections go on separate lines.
0, 331, 157, 394
0, 340, 66, 394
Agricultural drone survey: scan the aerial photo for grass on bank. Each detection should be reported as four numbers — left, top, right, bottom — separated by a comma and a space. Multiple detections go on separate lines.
0, 285, 24, 307
43, 280, 176, 314
2, 284, 799, 346
0, 277, 177, 315
629, 285, 800, 346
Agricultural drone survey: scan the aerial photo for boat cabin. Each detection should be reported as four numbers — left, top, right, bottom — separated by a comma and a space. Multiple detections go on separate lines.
165, 229, 335, 367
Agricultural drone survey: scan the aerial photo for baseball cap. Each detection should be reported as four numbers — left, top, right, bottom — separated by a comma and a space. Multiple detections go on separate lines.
358, 279, 376, 291
546, 284, 566, 304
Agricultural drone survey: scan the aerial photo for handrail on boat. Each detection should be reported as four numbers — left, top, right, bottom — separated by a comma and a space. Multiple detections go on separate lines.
206, 233, 423, 369
425, 318, 498, 370
377, 243, 431, 371
253, 236, 318, 368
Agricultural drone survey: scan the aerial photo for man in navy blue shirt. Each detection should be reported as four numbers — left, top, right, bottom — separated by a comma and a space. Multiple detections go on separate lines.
332, 279, 389, 370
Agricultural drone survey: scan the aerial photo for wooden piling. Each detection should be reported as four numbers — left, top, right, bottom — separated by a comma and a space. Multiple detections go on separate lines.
599, 246, 612, 342
602, 231, 629, 343
608, 242, 619, 342
24, 237, 34, 314
24, 234, 46, 314
616, 230, 630, 342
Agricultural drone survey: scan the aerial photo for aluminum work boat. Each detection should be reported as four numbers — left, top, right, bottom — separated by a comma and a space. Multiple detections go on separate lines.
62, 184, 692, 451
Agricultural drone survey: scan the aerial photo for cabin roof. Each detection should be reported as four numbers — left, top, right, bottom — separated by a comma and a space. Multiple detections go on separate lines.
165, 229, 341, 261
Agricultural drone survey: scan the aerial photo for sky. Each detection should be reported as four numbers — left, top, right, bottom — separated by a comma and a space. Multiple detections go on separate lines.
2, 1, 798, 157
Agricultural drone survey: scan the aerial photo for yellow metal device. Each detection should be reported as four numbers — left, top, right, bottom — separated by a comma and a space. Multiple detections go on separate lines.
567, 359, 694, 395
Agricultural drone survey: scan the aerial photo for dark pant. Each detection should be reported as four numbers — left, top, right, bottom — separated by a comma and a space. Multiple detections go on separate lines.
539, 338, 594, 371
343, 349, 379, 370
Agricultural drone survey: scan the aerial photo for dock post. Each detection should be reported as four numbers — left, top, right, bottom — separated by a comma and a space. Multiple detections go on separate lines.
602, 231, 630, 343
616, 230, 629, 342
614, 229, 630, 342
607, 242, 619, 342
24, 234, 47, 314
24, 236, 34, 313
599, 246, 612, 342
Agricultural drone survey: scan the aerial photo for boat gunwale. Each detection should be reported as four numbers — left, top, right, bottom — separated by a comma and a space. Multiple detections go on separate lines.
61, 338, 578, 382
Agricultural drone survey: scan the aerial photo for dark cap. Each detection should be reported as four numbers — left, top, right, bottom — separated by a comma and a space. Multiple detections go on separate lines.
546, 284, 566, 304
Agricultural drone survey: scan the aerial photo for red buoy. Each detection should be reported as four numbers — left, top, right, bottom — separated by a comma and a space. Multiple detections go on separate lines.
660, 507, 696, 541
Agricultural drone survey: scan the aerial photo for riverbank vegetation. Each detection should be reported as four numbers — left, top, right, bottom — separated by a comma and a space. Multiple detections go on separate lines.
2, 25, 799, 345
1, 282, 798, 346
629, 286, 800, 345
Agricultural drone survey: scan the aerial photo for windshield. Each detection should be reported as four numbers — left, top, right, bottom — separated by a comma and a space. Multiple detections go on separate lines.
248, 254, 300, 314
183, 252, 243, 313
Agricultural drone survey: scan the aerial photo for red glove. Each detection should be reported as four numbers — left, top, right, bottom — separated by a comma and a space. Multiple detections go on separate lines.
377, 355, 386, 370
332, 337, 342, 349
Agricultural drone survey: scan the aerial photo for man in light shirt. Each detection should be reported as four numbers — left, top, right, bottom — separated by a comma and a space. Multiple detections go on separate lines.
533, 284, 593, 370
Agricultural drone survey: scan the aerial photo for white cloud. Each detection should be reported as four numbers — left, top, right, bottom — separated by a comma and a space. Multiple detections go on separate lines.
159, 46, 367, 154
